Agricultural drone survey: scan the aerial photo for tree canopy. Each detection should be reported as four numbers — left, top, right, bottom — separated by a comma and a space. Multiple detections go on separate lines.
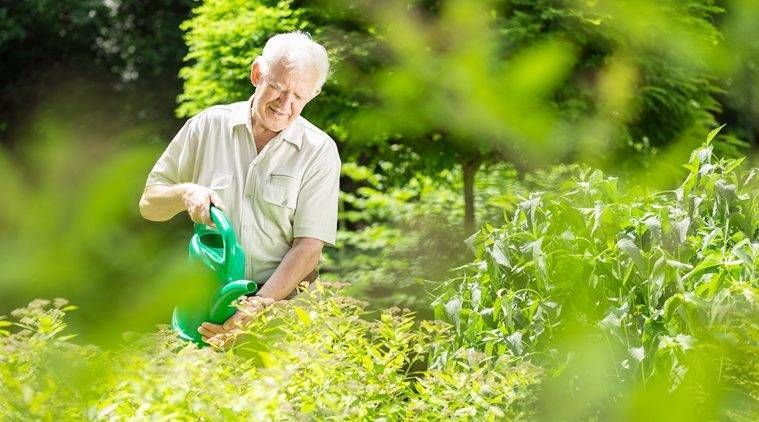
177, 0, 748, 228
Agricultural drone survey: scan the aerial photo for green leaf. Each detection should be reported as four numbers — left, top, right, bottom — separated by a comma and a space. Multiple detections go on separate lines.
724, 157, 746, 175
294, 306, 312, 326
705, 124, 725, 144
487, 243, 510, 268
683, 252, 723, 283
617, 237, 646, 274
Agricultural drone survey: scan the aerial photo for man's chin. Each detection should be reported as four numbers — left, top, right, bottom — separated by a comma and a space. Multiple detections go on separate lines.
264, 119, 291, 132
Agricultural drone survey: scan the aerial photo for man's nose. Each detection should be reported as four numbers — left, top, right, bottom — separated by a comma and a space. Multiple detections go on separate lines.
279, 91, 295, 109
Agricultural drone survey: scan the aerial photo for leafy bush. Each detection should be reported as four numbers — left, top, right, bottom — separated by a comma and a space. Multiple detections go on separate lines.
433, 130, 758, 418
177, 0, 306, 118
0, 285, 541, 420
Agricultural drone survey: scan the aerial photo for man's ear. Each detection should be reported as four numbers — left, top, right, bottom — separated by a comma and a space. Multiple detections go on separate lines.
250, 60, 262, 87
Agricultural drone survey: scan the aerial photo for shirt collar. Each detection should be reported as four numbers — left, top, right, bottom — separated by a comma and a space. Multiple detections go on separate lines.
230, 96, 303, 150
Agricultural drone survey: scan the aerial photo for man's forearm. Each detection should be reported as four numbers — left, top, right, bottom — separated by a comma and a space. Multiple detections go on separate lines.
256, 238, 323, 301
139, 184, 190, 221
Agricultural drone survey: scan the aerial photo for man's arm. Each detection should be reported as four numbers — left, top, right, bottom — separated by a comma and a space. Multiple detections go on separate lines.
139, 183, 224, 226
256, 237, 324, 300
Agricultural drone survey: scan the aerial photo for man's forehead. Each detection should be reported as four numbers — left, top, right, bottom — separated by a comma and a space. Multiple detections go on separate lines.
269, 60, 319, 86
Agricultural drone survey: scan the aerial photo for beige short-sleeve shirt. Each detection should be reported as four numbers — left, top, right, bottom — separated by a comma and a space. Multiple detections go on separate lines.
145, 98, 341, 284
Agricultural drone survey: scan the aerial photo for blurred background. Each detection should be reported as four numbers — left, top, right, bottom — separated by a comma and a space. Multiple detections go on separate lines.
0, 0, 757, 342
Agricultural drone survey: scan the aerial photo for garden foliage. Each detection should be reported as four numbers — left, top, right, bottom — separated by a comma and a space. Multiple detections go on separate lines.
176, 0, 748, 229
327, 162, 522, 314
433, 131, 759, 418
0, 131, 755, 419
0, 288, 540, 420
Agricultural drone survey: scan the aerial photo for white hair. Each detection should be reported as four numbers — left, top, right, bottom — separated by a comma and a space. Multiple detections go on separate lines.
255, 31, 330, 89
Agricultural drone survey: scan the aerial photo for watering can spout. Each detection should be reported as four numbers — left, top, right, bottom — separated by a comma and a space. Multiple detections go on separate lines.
209, 280, 259, 321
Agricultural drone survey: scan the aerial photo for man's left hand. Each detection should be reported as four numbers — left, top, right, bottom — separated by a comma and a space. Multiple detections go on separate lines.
198, 296, 274, 348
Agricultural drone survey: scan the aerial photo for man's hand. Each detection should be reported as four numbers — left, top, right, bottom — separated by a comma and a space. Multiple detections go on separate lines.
181, 184, 226, 226
139, 183, 225, 224
197, 296, 274, 348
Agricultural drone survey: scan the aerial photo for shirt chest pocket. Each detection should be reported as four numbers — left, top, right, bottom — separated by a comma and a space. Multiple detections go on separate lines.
262, 173, 300, 210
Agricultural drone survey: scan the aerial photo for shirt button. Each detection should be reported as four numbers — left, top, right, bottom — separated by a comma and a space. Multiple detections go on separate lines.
281, 199, 287, 206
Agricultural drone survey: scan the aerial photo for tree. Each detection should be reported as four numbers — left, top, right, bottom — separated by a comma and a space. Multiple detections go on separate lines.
0, 0, 194, 142
176, 0, 306, 118
176, 0, 736, 231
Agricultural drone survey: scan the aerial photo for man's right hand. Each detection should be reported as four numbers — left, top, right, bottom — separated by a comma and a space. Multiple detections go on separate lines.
181, 184, 226, 226
139, 183, 226, 224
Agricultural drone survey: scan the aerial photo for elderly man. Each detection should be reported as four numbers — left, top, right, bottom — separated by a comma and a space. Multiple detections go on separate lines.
139, 32, 340, 344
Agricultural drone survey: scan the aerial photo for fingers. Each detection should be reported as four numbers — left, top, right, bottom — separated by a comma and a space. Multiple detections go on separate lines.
239, 295, 275, 309
199, 297, 275, 348
199, 319, 242, 350
181, 184, 218, 226
199, 196, 214, 226
198, 322, 224, 338
221, 307, 258, 331
222, 311, 248, 331
223, 316, 250, 332
218, 297, 274, 332
193, 202, 212, 226
206, 333, 236, 350
238, 298, 272, 319
199, 322, 239, 349
210, 191, 226, 212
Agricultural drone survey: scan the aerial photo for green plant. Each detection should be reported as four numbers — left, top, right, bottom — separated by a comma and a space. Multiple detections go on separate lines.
0, 285, 541, 420
433, 130, 758, 418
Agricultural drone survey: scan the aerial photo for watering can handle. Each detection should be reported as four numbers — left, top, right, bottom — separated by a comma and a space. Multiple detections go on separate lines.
209, 205, 237, 266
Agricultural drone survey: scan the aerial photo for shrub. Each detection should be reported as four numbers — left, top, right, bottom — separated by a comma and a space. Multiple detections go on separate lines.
433, 130, 759, 418
0, 285, 541, 420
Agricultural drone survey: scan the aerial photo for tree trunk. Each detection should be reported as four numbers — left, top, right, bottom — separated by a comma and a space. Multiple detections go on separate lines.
462, 157, 481, 233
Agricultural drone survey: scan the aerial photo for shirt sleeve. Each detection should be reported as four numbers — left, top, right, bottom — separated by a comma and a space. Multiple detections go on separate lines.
293, 141, 341, 246
145, 116, 200, 187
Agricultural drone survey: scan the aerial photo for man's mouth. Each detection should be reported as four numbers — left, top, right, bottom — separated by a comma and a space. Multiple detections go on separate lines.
268, 106, 288, 117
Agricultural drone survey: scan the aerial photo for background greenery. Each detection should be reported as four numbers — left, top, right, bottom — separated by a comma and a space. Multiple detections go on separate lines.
1, 0, 757, 419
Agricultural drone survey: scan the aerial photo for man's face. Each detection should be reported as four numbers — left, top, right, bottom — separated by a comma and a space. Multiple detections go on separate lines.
251, 60, 321, 133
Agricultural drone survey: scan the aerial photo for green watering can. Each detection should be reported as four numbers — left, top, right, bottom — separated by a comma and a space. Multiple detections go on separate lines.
171, 206, 258, 345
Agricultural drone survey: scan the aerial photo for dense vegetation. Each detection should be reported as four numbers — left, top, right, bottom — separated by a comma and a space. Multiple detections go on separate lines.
2, 135, 756, 419
1, 0, 758, 420
435, 132, 758, 419
175, 0, 754, 228
1, 290, 541, 419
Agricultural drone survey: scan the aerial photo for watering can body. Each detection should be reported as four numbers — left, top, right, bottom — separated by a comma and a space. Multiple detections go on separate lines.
171, 206, 258, 344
